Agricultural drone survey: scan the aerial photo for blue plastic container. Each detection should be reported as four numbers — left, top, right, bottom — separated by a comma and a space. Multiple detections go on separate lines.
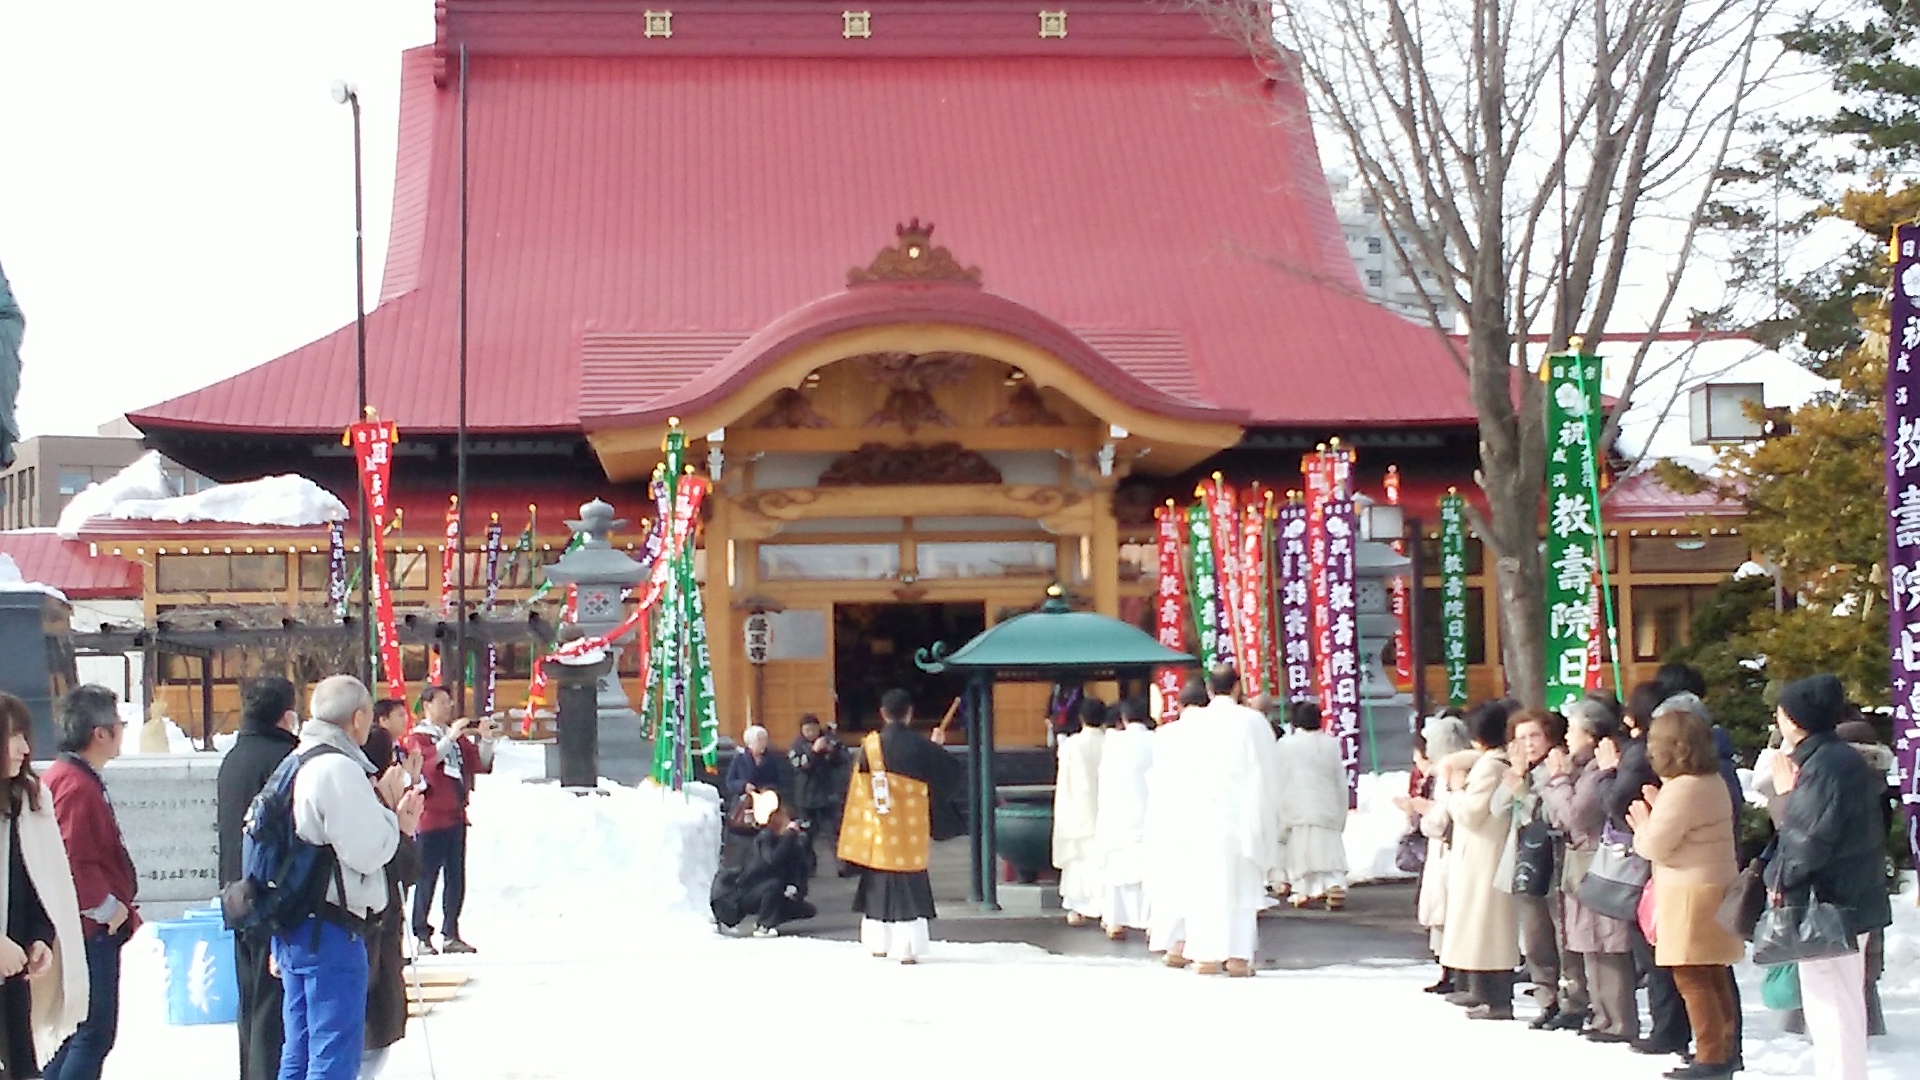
155, 909, 239, 1025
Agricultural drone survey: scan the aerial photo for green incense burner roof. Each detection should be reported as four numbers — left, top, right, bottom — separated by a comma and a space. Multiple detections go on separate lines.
917, 586, 1195, 681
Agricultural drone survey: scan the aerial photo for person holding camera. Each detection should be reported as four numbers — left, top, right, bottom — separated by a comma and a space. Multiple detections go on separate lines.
786, 715, 847, 864
405, 686, 495, 956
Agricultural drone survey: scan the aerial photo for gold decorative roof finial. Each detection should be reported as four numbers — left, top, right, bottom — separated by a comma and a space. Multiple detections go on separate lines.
848, 220, 983, 287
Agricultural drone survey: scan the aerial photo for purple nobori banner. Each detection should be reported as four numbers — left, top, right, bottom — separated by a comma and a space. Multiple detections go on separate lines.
1277, 502, 1313, 703
1323, 498, 1362, 808
479, 517, 504, 714
1889, 222, 1920, 869
326, 521, 348, 619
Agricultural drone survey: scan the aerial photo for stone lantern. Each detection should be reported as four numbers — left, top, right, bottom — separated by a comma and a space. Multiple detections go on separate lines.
1352, 495, 1415, 770
538, 499, 649, 784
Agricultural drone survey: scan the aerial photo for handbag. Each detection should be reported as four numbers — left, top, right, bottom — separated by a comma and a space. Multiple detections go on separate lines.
836, 732, 931, 873
1761, 962, 1802, 1010
1511, 817, 1557, 898
1751, 901, 1858, 967
1715, 859, 1769, 942
1636, 879, 1658, 944
1394, 827, 1428, 875
1577, 824, 1651, 922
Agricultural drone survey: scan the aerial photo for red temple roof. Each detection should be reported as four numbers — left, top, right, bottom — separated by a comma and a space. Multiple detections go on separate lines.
0, 532, 144, 601
128, 3, 1472, 440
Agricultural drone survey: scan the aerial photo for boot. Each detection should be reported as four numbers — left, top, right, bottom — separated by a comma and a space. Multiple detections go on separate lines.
1867, 982, 1886, 1037
1466, 971, 1516, 1020
1423, 969, 1457, 995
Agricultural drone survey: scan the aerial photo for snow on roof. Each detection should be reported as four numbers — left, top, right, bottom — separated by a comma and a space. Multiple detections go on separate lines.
0, 553, 67, 602
55, 451, 348, 540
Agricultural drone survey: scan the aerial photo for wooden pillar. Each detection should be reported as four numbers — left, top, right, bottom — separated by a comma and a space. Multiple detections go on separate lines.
704, 497, 739, 738
1613, 532, 1635, 691
1090, 487, 1119, 618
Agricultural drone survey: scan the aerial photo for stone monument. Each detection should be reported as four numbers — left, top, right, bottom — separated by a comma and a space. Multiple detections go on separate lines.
1353, 495, 1415, 772
100, 754, 222, 909
538, 499, 650, 784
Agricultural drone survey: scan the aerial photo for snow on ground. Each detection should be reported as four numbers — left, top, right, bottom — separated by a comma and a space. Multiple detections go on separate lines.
99, 775, 1920, 1080
1349, 770, 1418, 885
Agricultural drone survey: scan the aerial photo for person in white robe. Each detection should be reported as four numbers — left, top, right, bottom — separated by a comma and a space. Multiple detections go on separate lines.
1271, 701, 1351, 909
1093, 697, 1154, 939
1051, 697, 1109, 925
1142, 668, 1280, 977
1143, 681, 1209, 959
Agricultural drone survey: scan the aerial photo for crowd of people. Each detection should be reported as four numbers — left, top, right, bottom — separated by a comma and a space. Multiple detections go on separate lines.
212, 675, 496, 1080
1047, 666, 1353, 974
1403, 663, 1897, 1080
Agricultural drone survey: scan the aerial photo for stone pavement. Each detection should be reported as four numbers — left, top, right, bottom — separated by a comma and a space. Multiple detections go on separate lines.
786, 835, 1432, 971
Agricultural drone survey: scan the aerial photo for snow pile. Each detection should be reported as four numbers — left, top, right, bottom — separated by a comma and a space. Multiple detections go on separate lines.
0, 552, 65, 601
1348, 770, 1418, 885
55, 452, 172, 538
465, 775, 720, 930
55, 451, 347, 539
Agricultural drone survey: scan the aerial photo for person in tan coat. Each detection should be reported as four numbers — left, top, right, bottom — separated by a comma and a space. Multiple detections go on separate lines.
1438, 701, 1520, 1020
1629, 704, 1744, 1079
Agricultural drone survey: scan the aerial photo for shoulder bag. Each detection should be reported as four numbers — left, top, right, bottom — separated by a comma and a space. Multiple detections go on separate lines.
1576, 822, 1651, 923
1751, 900, 1857, 967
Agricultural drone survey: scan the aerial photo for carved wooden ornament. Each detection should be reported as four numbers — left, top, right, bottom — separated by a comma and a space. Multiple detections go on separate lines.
817, 442, 1004, 486
989, 382, 1066, 427
753, 387, 832, 430
847, 220, 983, 287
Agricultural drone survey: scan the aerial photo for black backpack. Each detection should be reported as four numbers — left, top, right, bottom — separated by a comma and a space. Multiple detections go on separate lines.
221, 746, 347, 937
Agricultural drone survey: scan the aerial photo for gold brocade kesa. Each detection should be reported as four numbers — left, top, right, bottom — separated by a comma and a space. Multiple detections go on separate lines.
838, 732, 931, 873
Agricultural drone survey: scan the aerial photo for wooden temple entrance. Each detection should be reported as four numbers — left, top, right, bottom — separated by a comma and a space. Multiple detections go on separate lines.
581, 224, 1248, 748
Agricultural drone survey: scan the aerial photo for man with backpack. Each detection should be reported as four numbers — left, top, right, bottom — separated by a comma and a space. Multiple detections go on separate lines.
234, 674, 419, 1080
217, 677, 302, 1080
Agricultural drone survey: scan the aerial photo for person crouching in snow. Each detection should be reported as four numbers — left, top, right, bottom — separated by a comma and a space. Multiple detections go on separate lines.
1052, 696, 1108, 927
711, 792, 817, 938
1271, 701, 1350, 910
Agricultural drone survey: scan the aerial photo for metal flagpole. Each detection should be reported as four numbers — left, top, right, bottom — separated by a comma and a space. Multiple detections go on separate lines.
456, 45, 472, 715
333, 80, 373, 688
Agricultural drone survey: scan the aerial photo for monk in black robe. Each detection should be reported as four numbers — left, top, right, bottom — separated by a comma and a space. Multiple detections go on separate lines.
843, 688, 964, 964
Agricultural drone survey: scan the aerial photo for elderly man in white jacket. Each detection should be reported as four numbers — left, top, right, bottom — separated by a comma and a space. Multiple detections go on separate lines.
276, 675, 420, 1080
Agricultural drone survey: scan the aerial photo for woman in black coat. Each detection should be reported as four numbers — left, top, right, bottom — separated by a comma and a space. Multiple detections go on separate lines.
1765, 675, 1893, 1080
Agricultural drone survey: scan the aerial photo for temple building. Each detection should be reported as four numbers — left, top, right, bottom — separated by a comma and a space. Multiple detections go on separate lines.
13, 0, 1750, 742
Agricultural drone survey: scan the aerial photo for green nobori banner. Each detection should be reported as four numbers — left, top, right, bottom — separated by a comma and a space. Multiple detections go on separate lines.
1186, 502, 1221, 673
1438, 491, 1469, 707
1544, 352, 1603, 711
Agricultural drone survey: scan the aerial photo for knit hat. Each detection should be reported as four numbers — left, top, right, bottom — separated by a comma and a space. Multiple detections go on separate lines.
1777, 674, 1846, 734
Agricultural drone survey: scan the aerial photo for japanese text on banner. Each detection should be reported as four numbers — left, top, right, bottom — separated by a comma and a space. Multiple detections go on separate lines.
1438, 492, 1470, 708
1321, 497, 1362, 807
1544, 353, 1603, 711
346, 418, 406, 703
1153, 503, 1190, 711
1886, 222, 1920, 868
1277, 500, 1313, 703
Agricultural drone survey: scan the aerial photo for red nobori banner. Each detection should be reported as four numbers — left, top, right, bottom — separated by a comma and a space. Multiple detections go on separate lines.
1201, 476, 1249, 679
1239, 485, 1274, 698
346, 417, 406, 703
1152, 501, 1190, 716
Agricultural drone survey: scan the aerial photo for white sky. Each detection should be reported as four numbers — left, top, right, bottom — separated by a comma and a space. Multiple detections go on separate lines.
0, 1, 434, 438
0, 1, 1834, 450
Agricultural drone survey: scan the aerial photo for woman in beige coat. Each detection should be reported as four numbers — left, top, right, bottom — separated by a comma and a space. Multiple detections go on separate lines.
0, 692, 89, 1076
1401, 715, 1475, 994
1629, 706, 1744, 1079
1438, 701, 1520, 1020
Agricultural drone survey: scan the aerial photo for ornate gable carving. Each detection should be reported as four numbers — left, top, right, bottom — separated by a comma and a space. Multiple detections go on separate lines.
818, 442, 1003, 486
988, 383, 1066, 427
847, 220, 983, 287
858, 351, 976, 433
753, 388, 831, 430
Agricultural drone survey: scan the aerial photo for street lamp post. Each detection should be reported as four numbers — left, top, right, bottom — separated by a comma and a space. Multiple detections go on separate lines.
332, 79, 373, 687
